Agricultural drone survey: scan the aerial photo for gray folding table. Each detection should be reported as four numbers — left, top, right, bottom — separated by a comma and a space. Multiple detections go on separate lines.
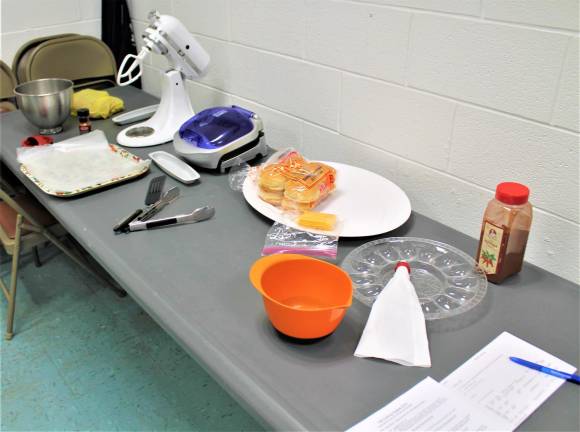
1, 86, 578, 431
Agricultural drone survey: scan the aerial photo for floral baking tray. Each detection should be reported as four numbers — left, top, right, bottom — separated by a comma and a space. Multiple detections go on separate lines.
18, 131, 150, 197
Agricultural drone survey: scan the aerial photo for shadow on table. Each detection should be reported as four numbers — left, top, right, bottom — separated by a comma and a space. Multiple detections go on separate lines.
257, 312, 362, 362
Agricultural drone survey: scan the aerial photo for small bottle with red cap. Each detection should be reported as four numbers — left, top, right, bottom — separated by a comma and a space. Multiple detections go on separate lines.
476, 182, 532, 284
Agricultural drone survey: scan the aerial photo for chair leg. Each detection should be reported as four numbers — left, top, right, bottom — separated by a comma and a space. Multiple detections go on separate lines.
5, 215, 23, 340
32, 246, 42, 267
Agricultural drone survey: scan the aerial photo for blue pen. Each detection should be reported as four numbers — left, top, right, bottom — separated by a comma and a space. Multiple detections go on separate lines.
510, 357, 580, 384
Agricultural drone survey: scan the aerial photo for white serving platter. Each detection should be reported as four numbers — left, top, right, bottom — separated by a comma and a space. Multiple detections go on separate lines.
242, 161, 411, 237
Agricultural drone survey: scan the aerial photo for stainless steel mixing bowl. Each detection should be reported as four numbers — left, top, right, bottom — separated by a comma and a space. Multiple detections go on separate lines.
14, 78, 73, 134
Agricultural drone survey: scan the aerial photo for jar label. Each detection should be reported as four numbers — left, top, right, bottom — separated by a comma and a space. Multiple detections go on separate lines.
478, 221, 504, 275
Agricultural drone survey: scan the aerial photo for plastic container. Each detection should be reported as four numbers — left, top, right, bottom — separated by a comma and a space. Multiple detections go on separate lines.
476, 182, 532, 284
342, 238, 487, 320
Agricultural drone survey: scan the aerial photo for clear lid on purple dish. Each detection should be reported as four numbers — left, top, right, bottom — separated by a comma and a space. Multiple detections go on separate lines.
178, 106, 255, 150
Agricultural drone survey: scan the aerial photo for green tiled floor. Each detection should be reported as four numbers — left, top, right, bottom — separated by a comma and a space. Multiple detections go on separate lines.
0, 246, 264, 431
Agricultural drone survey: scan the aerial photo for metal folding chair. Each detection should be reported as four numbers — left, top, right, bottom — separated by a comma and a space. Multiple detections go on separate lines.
12, 34, 117, 90
0, 60, 17, 112
0, 187, 124, 339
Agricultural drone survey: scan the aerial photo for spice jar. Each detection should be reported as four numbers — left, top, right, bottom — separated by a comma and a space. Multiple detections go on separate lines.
476, 182, 532, 284
77, 108, 92, 134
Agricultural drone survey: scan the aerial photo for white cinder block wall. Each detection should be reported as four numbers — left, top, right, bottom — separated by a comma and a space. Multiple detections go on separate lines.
0, 0, 102, 65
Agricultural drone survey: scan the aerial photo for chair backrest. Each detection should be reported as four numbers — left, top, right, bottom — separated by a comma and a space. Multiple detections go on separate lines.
0, 61, 17, 112
12, 34, 117, 89
0, 188, 41, 230
0, 61, 17, 99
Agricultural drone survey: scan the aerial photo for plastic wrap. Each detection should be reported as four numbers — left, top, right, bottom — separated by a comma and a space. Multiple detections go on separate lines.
17, 130, 150, 196
256, 148, 336, 211
262, 222, 338, 260
227, 157, 255, 191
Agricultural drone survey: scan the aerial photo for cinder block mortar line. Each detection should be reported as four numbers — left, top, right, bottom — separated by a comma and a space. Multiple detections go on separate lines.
344, 0, 579, 35
154, 25, 580, 137
446, 105, 459, 172
402, 13, 414, 87
0, 19, 102, 37
548, 36, 575, 125
134, 1, 579, 40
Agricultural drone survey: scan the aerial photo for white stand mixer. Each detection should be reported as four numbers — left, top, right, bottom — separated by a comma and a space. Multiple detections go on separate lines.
115, 11, 210, 148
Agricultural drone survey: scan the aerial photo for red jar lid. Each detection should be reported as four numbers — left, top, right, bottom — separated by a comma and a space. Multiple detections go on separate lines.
495, 182, 529, 205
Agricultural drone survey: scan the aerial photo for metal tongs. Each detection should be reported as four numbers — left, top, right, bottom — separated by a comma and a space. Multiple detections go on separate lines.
113, 187, 180, 233
129, 206, 215, 231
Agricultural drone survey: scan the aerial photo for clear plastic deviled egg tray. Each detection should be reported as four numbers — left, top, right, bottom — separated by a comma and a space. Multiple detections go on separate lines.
341, 237, 487, 320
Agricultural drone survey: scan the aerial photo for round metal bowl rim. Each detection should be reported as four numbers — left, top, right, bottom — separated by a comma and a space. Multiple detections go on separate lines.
14, 78, 74, 97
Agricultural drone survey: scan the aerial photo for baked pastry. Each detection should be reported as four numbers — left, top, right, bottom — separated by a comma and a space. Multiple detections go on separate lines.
257, 154, 336, 210
258, 188, 284, 206
258, 164, 286, 192
282, 180, 321, 210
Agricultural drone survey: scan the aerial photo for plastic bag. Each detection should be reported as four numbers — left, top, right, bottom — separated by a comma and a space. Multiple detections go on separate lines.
256, 148, 336, 211
262, 222, 338, 260
227, 157, 254, 191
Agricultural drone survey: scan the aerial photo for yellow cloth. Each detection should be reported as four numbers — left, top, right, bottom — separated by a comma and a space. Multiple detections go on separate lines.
71, 89, 124, 119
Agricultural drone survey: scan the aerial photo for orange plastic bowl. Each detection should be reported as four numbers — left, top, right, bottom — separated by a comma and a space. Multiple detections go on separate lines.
249, 254, 353, 339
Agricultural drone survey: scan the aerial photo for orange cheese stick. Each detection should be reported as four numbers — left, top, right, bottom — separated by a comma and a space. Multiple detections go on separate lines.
297, 211, 337, 231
